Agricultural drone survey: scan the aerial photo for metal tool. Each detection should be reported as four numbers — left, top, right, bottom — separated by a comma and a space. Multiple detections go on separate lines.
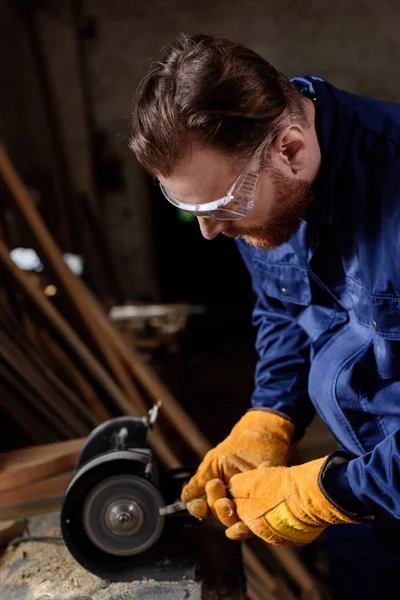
61, 406, 165, 581
159, 499, 188, 516
159, 493, 209, 516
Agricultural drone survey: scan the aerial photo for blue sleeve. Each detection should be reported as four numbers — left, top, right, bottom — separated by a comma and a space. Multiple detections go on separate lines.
322, 139, 400, 519
236, 240, 315, 438
342, 427, 400, 519
323, 426, 400, 520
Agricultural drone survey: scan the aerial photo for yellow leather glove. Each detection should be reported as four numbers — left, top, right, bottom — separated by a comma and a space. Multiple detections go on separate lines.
181, 410, 294, 521
213, 457, 357, 545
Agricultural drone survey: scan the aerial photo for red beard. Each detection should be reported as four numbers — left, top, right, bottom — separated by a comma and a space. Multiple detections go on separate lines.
224, 169, 313, 250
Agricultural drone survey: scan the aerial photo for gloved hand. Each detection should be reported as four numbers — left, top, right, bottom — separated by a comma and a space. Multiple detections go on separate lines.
181, 410, 294, 521
212, 457, 357, 545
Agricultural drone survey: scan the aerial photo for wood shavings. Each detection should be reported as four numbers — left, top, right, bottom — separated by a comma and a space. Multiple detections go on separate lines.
0, 528, 142, 599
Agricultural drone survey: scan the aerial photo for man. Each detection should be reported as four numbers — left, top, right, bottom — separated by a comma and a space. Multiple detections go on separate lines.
130, 33, 400, 598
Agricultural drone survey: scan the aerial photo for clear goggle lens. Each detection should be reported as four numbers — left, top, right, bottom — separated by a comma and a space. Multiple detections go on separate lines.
160, 169, 260, 221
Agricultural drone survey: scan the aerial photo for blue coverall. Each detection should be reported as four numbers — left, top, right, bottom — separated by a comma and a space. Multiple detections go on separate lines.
236, 76, 400, 598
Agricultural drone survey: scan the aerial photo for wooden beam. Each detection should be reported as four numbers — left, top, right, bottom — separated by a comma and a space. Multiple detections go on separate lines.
0, 241, 180, 469
0, 473, 71, 521
0, 438, 85, 492
0, 146, 206, 460
0, 313, 96, 430
0, 364, 76, 440
0, 379, 57, 444
268, 546, 321, 599
0, 239, 131, 414
0, 144, 142, 406
242, 544, 280, 595
0, 328, 89, 437
79, 284, 212, 458
39, 329, 111, 423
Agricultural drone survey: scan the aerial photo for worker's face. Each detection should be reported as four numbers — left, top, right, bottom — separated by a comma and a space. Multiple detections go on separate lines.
158, 121, 317, 250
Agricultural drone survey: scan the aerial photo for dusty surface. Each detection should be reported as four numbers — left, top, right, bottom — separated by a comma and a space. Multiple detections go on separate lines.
0, 514, 201, 600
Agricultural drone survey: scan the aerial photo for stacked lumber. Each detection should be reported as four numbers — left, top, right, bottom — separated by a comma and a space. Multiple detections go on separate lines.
0, 438, 84, 521
0, 143, 209, 465
0, 144, 322, 599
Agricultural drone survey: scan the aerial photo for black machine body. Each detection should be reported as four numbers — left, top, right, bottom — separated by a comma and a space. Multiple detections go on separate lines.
61, 409, 167, 581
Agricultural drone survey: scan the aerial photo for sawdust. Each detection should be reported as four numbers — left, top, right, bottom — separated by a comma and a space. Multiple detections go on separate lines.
0, 527, 144, 599
0, 514, 200, 599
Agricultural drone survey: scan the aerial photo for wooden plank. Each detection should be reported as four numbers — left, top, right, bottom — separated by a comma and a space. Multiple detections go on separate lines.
0, 268, 14, 318
242, 544, 280, 595
80, 283, 212, 458
0, 379, 57, 444
0, 147, 208, 458
0, 143, 144, 408
0, 241, 181, 469
246, 570, 280, 600
0, 270, 41, 352
40, 329, 111, 423
0, 239, 133, 414
0, 474, 71, 521
34, 358, 177, 465
0, 363, 75, 440
0, 312, 96, 430
0, 327, 89, 437
268, 546, 321, 599
0, 438, 84, 492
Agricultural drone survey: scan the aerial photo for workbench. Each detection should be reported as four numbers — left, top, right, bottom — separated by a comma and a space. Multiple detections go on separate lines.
0, 513, 246, 600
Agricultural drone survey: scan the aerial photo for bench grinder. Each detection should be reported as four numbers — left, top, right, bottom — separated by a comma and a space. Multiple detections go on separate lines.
61, 406, 168, 581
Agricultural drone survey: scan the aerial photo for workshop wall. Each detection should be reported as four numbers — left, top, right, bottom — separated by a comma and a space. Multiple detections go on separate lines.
3, 0, 400, 302
0, 0, 64, 242
35, 6, 160, 301
38, 0, 400, 301
84, 0, 400, 101
0, 2, 50, 181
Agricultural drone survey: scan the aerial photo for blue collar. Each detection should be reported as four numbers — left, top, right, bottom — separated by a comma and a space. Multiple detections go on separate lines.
291, 76, 339, 227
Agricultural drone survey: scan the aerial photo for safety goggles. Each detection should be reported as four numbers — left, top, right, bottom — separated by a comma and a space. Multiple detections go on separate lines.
159, 136, 271, 221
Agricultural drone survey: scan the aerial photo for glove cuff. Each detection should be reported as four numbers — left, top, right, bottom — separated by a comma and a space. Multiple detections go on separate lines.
285, 456, 358, 528
243, 408, 295, 444
247, 406, 294, 423
247, 407, 305, 443
318, 451, 375, 522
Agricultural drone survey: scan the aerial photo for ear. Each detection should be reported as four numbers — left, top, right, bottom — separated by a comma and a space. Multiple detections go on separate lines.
273, 125, 307, 174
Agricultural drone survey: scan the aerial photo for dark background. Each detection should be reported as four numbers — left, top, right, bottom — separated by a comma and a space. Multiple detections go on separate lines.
4, 4, 394, 594
2, 0, 398, 455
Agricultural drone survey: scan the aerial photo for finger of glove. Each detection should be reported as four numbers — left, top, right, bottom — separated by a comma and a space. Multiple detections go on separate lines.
181, 454, 218, 502
228, 471, 253, 499
186, 498, 211, 520
205, 478, 227, 511
214, 497, 238, 527
225, 520, 253, 541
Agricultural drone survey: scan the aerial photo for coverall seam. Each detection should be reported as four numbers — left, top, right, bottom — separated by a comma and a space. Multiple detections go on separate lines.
346, 275, 400, 301
308, 326, 348, 426
332, 336, 372, 455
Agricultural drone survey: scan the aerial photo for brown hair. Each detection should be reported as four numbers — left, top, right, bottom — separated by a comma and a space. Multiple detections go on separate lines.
130, 33, 306, 177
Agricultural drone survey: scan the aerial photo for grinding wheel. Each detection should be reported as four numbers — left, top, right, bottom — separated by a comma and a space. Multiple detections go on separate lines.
61, 450, 165, 580
82, 474, 164, 556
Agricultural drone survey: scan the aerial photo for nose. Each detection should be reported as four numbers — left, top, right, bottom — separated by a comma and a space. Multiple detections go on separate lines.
197, 217, 229, 240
